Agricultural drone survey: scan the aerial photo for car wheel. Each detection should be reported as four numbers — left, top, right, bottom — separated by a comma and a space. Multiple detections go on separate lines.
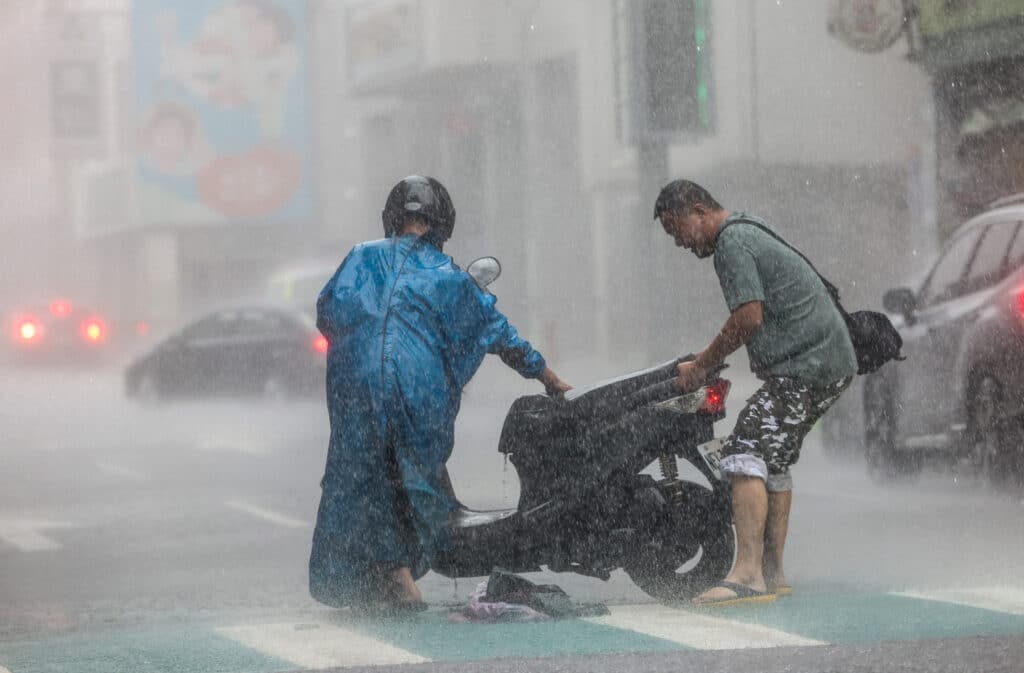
863, 378, 920, 481
623, 482, 735, 603
135, 371, 162, 403
969, 376, 1022, 492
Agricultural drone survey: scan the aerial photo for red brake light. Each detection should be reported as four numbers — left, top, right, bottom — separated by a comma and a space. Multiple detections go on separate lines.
18, 319, 42, 342
80, 318, 106, 344
700, 379, 731, 415
49, 299, 73, 318
313, 335, 329, 354
135, 321, 150, 336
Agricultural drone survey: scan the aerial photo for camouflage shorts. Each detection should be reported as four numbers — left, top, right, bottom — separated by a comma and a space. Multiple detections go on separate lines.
721, 376, 852, 480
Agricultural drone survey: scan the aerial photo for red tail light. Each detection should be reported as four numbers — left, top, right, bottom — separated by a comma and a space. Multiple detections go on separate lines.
312, 335, 329, 354
700, 379, 731, 415
135, 321, 150, 336
80, 318, 106, 344
49, 299, 73, 318
18, 319, 42, 342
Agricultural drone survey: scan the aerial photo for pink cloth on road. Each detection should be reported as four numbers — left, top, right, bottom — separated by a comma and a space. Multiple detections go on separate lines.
447, 581, 550, 623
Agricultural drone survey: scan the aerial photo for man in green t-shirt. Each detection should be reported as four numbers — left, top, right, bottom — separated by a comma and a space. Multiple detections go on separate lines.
654, 179, 856, 607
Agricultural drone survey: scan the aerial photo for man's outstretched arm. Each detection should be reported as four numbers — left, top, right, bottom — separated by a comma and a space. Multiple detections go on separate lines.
675, 301, 763, 392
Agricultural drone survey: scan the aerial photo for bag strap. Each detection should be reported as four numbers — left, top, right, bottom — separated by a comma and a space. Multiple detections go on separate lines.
722, 217, 844, 309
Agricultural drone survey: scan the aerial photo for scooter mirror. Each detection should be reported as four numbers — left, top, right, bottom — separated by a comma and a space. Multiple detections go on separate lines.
467, 256, 502, 289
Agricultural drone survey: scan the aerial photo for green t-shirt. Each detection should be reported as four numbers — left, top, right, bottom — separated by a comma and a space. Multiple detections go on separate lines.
713, 213, 857, 383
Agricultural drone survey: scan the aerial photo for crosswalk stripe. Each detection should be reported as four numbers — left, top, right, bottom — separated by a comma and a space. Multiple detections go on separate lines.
215, 621, 429, 668
892, 586, 1024, 616
585, 604, 825, 650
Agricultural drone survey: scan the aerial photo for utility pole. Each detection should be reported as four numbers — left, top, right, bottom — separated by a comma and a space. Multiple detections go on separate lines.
623, 0, 713, 357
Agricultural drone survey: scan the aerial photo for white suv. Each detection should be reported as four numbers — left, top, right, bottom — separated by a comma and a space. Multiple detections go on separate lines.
859, 193, 1024, 490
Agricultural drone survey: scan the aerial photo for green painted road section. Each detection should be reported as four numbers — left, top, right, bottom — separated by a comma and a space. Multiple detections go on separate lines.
330, 613, 685, 661
3, 591, 1024, 673
714, 593, 1024, 644
0, 615, 684, 673
0, 624, 289, 673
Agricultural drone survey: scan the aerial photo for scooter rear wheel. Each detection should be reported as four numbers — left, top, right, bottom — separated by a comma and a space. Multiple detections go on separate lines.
623, 482, 735, 603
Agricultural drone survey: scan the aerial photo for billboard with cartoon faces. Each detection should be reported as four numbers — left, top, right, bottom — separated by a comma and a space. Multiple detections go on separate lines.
133, 0, 311, 225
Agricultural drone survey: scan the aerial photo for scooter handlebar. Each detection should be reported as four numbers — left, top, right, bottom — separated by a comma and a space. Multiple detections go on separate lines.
629, 362, 730, 409
627, 379, 680, 408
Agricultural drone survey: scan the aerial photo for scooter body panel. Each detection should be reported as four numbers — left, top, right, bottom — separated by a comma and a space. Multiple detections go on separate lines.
432, 360, 731, 581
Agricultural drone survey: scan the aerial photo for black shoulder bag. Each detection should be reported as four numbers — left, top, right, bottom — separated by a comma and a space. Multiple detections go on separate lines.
724, 218, 905, 375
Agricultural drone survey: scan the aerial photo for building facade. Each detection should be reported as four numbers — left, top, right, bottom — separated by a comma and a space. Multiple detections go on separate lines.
320, 0, 931, 363
13, 0, 931, 364
910, 1, 1024, 237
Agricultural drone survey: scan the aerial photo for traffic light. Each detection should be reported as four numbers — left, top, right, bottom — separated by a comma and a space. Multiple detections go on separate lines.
617, 0, 713, 142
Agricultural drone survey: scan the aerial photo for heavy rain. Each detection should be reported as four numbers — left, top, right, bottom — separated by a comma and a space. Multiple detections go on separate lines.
1, 2, 1023, 672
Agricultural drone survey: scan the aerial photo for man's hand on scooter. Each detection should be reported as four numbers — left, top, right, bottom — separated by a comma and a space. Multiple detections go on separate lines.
674, 360, 711, 394
540, 367, 572, 396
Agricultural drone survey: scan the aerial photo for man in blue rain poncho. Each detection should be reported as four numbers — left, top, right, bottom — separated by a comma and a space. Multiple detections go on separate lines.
309, 176, 571, 612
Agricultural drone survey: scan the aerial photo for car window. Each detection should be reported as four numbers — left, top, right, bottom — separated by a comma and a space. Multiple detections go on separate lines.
1006, 220, 1024, 270
181, 315, 235, 340
236, 310, 290, 335
917, 226, 985, 307
964, 221, 1019, 293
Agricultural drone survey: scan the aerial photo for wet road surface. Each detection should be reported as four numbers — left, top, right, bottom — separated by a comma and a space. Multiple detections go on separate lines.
1, 361, 1022, 672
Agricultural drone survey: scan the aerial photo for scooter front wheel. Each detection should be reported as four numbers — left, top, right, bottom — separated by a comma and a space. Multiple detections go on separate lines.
623, 483, 735, 603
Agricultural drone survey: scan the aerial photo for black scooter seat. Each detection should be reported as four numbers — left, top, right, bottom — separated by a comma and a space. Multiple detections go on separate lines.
450, 507, 517, 528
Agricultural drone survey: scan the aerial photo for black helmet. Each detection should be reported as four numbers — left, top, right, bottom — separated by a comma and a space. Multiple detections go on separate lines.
381, 175, 456, 247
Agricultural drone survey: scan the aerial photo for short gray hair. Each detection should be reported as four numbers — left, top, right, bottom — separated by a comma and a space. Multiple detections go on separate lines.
653, 180, 722, 219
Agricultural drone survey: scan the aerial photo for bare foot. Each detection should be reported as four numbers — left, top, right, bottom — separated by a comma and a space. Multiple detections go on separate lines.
389, 567, 423, 603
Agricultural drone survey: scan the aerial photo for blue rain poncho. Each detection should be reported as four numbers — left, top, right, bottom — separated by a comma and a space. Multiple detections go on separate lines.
309, 235, 547, 606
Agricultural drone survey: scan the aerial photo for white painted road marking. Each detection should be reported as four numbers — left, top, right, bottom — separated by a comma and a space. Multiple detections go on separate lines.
224, 500, 309, 529
893, 586, 1024, 616
216, 621, 428, 668
586, 603, 825, 650
95, 461, 147, 480
0, 519, 77, 552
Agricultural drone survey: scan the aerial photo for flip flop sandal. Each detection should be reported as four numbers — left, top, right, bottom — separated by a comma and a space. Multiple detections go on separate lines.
693, 581, 777, 608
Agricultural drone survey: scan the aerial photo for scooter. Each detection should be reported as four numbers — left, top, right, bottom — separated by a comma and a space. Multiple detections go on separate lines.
431, 259, 736, 602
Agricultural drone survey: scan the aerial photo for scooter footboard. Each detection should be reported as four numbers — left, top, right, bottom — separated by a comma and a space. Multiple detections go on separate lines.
432, 509, 542, 578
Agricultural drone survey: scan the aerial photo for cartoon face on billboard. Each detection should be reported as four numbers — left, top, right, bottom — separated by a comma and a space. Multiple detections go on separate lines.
133, 0, 310, 224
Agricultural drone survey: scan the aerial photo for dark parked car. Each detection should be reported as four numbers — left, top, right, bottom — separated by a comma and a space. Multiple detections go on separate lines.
863, 194, 1024, 489
5, 299, 113, 365
124, 306, 326, 400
